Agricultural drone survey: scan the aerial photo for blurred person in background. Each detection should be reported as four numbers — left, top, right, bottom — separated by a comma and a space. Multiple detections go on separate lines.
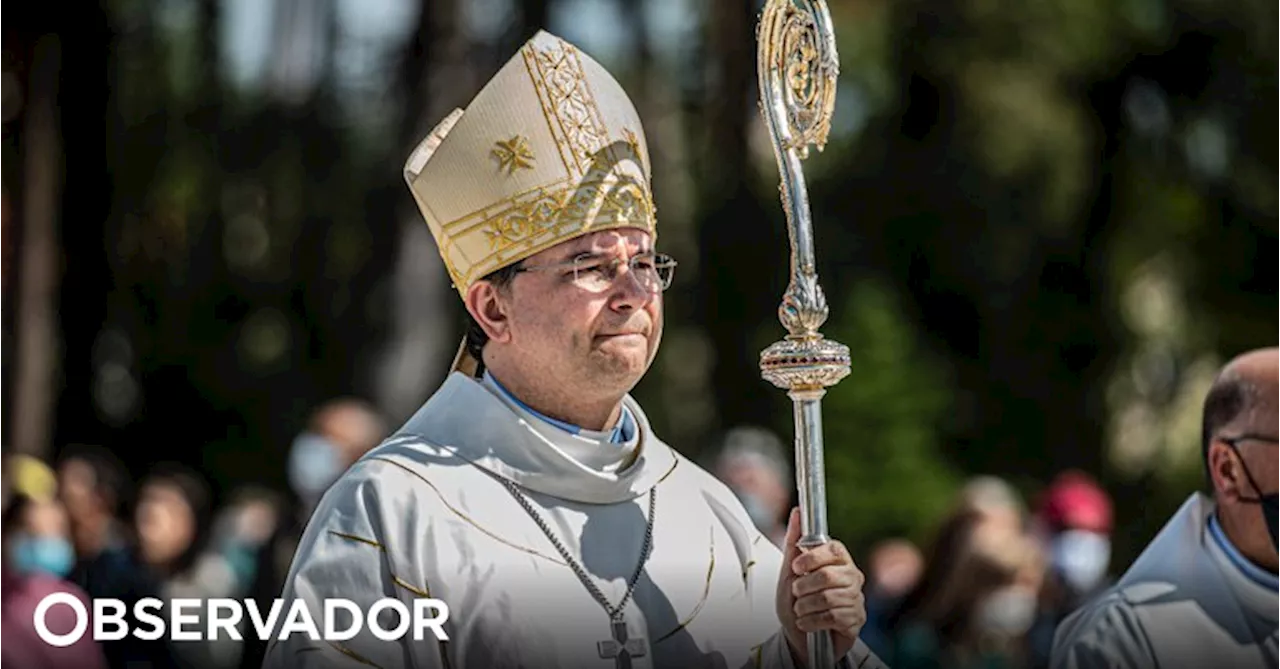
57, 444, 139, 592
266, 30, 880, 669
9, 455, 58, 509
1026, 471, 1113, 668
285, 397, 389, 517
5, 489, 76, 578
1034, 471, 1114, 605
57, 444, 165, 669
1051, 348, 1278, 669
5, 453, 76, 578
708, 424, 793, 547
208, 485, 283, 591
889, 508, 1046, 669
861, 538, 925, 658
239, 398, 386, 669
135, 463, 259, 669
0, 486, 108, 669
960, 475, 1028, 536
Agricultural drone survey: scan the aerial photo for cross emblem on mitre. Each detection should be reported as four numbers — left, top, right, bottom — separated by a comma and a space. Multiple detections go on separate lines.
597, 619, 647, 669
492, 135, 535, 174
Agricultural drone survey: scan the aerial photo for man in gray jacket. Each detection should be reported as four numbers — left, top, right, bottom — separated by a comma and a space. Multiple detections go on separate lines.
1050, 347, 1277, 669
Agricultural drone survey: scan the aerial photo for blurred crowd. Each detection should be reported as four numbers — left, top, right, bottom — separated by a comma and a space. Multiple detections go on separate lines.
1, 398, 387, 669
709, 427, 1117, 669
3, 411, 1115, 669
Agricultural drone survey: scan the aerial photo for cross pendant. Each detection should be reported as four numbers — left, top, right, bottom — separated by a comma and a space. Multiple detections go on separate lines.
597, 618, 647, 669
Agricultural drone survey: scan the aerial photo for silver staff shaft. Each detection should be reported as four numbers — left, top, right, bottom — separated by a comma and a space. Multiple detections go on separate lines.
755, 2, 848, 666
793, 389, 834, 667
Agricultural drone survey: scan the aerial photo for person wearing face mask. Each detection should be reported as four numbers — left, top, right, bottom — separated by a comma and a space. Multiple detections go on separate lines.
2, 472, 110, 669
236, 400, 385, 669
8, 496, 77, 577
1026, 472, 1114, 669
4, 454, 77, 578
887, 508, 1045, 669
709, 425, 793, 548
286, 398, 388, 516
1051, 347, 1279, 669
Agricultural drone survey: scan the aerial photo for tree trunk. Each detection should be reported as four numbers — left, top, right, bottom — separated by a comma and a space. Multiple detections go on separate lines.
372, 0, 470, 424
11, 34, 63, 459
697, 0, 784, 437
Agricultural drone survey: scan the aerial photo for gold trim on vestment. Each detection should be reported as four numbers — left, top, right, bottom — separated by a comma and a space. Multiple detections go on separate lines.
654, 525, 716, 644
327, 641, 383, 667
742, 559, 757, 588
751, 643, 764, 669
326, 530, 434, 601
328, 531, 386, 552
393, 575, 431, 598
370, 456, 570, 567
656, 456, 680, 485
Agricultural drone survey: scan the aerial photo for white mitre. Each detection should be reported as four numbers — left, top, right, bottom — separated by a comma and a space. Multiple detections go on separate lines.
403, 30, 656, 375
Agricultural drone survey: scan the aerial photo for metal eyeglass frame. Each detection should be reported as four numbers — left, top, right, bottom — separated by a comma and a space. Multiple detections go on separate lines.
512, 251, 678, 294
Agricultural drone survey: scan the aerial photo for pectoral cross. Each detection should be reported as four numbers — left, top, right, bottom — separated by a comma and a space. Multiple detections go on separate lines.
597, 619, 647, 669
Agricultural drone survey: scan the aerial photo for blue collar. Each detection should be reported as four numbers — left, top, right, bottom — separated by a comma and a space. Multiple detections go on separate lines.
484, 371, 635, 445
1207, 512, 1279, 590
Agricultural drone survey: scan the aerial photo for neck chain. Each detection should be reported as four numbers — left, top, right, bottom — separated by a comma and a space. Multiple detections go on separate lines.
499, 478, 656, 622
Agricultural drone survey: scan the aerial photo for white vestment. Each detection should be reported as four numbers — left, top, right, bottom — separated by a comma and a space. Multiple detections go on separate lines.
263, 372, 887, 669
1050, 493, 1278, 669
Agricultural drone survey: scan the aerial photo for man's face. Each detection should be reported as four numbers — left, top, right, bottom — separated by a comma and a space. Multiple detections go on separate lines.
1212, 352, 1279, 569
497, 229, 664, 398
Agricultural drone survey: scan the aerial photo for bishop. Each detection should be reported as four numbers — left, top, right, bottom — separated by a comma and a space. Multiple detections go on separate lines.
262, 30, 886, 669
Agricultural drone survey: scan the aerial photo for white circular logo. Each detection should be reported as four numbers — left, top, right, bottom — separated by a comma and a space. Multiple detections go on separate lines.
34, 593, 89, 647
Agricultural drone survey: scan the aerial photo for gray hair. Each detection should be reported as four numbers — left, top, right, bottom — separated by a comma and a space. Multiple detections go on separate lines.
960, 475, 1025, 516
712, 425, 792, 483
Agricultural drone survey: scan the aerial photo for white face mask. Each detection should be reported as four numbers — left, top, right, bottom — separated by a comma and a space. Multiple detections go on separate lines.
975, 587, 1038, 637
1051, 530, 1111, 594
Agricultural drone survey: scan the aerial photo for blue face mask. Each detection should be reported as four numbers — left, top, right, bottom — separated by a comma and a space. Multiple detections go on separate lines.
734, 489, 780, 533
11, 534, 76, 578
287, 432, 343, 502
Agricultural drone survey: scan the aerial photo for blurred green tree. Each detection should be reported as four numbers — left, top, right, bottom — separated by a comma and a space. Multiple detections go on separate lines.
820, 278, 962, 549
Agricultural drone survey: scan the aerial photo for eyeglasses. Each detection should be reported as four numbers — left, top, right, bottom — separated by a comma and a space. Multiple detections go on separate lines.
513, 251, 678, 294
1219, 434, 1280, 448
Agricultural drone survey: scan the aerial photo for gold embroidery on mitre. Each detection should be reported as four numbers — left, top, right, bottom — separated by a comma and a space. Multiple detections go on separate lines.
471, 177, 655, 278
622, 127, 641, 158
491, 135, 535, 174
482, 188, 572, 249
522, 37, 611, 178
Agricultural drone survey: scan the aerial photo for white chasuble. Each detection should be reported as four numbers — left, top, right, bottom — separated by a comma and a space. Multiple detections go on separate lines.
1050, 493, 1279, 669
263, 372, 887, 669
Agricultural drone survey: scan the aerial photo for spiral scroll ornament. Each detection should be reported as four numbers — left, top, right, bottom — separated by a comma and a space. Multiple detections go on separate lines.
757, 0, 848, 392
758, 0, 839, 159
